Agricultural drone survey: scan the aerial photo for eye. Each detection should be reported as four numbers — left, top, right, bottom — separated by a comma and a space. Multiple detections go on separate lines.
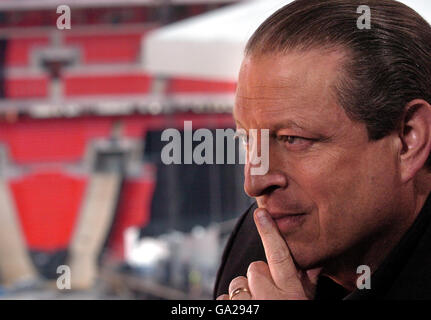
279, 135, 305, 144
277, 135, 313, 149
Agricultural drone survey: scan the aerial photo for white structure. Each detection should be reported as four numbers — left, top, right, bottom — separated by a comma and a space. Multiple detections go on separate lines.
143, 0, 431, 81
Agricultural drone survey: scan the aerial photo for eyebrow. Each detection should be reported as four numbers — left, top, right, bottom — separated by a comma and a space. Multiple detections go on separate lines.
274, 119, 308, 131
234, 117, 308, 133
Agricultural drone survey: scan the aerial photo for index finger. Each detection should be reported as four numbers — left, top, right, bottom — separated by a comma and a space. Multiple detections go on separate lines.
253, 208, 300, 289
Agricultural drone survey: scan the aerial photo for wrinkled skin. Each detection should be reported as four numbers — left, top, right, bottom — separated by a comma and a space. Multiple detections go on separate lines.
218, 49, 428, 299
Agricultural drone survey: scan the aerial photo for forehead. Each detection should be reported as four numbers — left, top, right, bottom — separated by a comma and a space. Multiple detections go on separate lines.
234, 50, 348, 130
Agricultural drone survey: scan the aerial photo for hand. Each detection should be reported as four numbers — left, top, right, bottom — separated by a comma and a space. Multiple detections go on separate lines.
217, 208, 321, 300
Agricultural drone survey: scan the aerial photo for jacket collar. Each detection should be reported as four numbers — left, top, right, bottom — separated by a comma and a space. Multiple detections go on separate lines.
344, 193, 431, 299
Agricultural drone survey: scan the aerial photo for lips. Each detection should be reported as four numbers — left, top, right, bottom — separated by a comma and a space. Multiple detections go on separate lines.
270, 212, 305, 219
270, 212, 307, 233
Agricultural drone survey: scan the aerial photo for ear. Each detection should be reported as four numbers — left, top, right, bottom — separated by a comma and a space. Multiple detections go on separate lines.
399, 99, 431, 183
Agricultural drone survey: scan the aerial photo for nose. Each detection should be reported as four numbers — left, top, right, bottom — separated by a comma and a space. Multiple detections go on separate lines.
243, 160, 288, 198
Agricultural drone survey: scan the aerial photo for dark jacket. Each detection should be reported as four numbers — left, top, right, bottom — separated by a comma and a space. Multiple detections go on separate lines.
213, 195, 431, 300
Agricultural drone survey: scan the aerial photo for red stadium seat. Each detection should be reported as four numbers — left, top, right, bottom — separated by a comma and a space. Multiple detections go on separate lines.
65, 33, 145, 64
64, 72, 152, 96
0, 117, 112, 163
0, 114, 235, 163
168, 78, 237, 94
5, 75, 49, 99
5, 36, 50, 67
107, 174, 156, 259
9, 170, 87, 251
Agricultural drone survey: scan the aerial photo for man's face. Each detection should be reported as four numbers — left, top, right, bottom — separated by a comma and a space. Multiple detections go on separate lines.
234, 50, 405, 270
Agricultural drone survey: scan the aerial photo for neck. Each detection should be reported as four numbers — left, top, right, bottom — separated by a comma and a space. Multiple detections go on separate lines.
322, 188, 430, 292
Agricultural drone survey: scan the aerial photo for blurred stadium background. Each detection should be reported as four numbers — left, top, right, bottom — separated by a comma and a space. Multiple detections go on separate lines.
0, 0, 428, 300
0, 0, 276, 300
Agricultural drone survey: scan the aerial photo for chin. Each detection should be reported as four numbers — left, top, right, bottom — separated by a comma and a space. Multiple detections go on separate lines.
288, 241, 327, 270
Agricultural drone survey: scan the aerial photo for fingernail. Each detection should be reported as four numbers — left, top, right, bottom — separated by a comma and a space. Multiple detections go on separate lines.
256, 209, 269, 226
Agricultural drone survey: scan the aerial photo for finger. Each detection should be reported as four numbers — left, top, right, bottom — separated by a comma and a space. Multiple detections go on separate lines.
247, 261, 278, 299
228, 276, 252, 300
253, 208, 300, 289
216, 294, 229, 300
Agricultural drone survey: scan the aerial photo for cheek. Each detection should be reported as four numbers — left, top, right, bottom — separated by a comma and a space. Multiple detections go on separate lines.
282, 138, 401, 267
298, 143, 398, 241
285, 157, 370, 265
291, 150, 354, 213
287, 149, 369, 225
